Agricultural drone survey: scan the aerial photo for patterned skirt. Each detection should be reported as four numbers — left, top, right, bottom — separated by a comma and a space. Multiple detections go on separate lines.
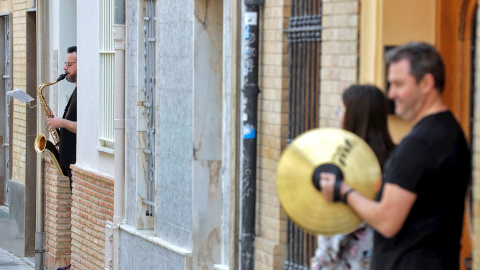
311, 225, 374, 270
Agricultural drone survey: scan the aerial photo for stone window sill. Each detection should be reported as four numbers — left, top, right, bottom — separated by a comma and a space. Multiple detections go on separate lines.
95, 145, 114, 154
118, 224, 192, 256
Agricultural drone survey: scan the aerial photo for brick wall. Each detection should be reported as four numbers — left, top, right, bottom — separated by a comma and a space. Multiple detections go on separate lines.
319, 0, 359, 128
11, 0, 27, 183
70, 165, 114, 270
0, 2, 11, 11
255, 0, 290, 269
44, 158, 72, 270
255, 0, 360, 269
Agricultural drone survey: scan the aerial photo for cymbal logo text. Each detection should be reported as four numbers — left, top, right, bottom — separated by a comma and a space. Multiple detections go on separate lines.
332, 139, 355, 167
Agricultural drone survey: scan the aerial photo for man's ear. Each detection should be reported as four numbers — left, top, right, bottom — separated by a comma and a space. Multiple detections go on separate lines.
419, 73, 435, 94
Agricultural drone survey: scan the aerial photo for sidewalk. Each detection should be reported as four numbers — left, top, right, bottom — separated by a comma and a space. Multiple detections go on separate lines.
0, 246, 34, 270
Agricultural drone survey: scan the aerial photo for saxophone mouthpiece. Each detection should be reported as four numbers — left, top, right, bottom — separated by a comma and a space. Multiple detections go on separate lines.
56, 73, 67, 82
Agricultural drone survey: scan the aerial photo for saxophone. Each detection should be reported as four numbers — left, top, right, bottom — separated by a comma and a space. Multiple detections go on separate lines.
34, 73, 67, 176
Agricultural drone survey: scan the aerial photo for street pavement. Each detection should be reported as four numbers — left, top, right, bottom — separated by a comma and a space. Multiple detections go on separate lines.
0, 247, 34, 270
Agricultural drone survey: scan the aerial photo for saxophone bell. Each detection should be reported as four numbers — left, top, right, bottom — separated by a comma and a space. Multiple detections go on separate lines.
34, 133, 65, 176
34, 133, 46, 153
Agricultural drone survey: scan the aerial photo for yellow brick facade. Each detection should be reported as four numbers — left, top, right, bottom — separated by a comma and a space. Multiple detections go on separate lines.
254, 1, 360, 269
254, 1, 480, 270
319, 0, 359, 128
255, 0, 290, 268
11, 0, 27, 183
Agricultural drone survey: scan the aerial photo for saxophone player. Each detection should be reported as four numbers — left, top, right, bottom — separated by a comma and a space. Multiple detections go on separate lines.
46, 46, 77, 191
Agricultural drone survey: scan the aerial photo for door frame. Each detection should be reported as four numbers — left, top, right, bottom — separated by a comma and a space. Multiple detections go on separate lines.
436, 0, 477, 141
435, 1, 477, 269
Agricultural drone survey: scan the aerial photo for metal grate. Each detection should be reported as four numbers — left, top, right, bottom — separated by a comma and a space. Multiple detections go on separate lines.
99, 0, 115, 147
3, 15, 9, 205
142, 0, 156, 217
284, 0, 322, 269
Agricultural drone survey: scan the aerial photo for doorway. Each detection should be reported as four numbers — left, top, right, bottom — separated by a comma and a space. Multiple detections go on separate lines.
435, 0, 477, 269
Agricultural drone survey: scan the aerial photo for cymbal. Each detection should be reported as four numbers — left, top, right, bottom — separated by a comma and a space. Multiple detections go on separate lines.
276, 128, 381, 235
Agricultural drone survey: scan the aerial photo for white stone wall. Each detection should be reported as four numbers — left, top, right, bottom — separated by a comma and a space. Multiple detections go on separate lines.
75, 0, 115, 177
125, 0, 141, 228
118, 229, 189, 270
155, 0, 195, 248
121, 0, 228, 269
221, 0, 233, 265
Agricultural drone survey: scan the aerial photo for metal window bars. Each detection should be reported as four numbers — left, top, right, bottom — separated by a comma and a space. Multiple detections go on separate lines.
99, 0, 115, 146
142, 0, 156, 217
284, 0, 322, 269
3, 15, 10, 204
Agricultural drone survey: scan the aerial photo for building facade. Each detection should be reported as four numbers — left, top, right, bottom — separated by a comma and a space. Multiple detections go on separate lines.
0, 0, 38, 262
0, 0, 477, 270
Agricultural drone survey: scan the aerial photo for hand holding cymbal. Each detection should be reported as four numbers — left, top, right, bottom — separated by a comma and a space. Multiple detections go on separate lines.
318, 172, 352, 203
276, 128, 381, 235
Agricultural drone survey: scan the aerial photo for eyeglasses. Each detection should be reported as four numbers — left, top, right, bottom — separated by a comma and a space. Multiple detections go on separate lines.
334, 105, 345, 118
64, 62, 76, 67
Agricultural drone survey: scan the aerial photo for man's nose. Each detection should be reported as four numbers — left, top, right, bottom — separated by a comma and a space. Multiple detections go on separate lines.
387, 87, 395, 99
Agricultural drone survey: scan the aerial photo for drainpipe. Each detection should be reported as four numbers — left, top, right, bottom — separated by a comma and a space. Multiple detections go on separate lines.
230, 0, 241, 267
35, 2, 48, 269
240, 1, 263, 269
112, 0, 125, 269
113, 0, 125, 226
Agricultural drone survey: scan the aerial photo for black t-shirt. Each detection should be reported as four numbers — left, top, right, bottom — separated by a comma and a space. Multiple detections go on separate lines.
372, 111, 470, 270
59, 88, 77, 167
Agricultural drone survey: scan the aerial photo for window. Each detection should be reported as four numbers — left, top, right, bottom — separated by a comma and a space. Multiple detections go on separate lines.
285, 0, 322, 268
0, 13, 11, 204
142, 0, 156, 218
99, 0, 115, 148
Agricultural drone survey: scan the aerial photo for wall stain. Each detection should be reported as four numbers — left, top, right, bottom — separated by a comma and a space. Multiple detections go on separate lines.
208, 161, 220, 198
197, 227, 221, 269
194, 0, 209, 29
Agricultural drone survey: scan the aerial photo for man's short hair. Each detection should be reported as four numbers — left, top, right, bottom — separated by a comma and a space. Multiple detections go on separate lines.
67, 46, 77, 54
386, 42, 445, 93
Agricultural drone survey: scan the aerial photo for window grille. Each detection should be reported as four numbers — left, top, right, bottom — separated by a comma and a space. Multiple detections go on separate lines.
142, 0, 156, 217
99, 0, 115, 148
284, 0, 322, 269
1, 15, 10, 204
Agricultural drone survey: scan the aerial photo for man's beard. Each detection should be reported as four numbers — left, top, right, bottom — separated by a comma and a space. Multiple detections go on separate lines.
66, 73, 77, 83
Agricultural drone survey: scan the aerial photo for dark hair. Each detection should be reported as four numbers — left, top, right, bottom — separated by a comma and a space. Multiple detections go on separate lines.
342, 84, 395, 168
386, 42, 445, 93
67, 46, 77, 54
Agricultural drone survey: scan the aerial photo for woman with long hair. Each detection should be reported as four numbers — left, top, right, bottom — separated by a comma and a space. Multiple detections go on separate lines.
311, 84, 395, 270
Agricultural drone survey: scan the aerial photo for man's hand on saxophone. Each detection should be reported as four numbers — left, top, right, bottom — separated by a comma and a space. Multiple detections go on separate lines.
46, 114, 77, 134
